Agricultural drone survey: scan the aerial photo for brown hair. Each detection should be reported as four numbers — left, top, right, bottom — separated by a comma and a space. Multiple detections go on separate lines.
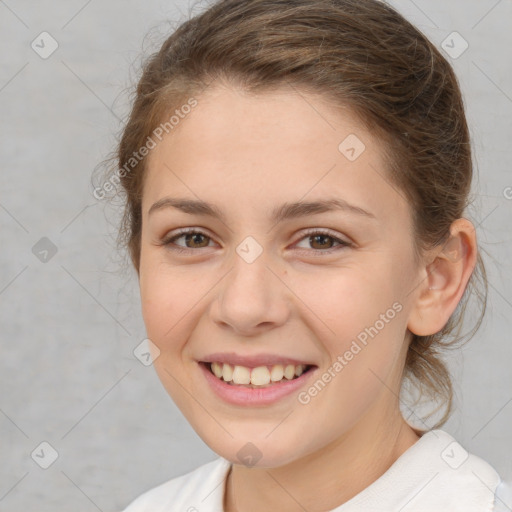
104, 0, 488, 430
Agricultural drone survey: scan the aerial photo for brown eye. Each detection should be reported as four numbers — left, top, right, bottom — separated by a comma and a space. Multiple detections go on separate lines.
182, 232, 210, 248
309, 234, 335, 250
295, 230, 351, 253
162, 229, 215, 252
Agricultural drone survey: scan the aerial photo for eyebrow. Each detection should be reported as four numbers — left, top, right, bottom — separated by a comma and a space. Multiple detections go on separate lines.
148, 196, 376, 223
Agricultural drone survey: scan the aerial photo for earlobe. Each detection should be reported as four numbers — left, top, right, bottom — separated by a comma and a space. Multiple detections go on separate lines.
407, 218, 477, 337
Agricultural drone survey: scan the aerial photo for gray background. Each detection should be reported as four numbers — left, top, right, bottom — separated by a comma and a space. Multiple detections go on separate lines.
0, 0, 511, 510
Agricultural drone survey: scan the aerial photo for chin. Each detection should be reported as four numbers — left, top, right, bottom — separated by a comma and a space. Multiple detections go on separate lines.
200, 430, 309, 469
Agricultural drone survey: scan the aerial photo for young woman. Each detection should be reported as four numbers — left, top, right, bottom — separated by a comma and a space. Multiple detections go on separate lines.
106, 0, 511, 510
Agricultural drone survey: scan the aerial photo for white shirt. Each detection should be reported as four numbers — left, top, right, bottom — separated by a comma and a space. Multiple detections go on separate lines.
122, 429, 512, 511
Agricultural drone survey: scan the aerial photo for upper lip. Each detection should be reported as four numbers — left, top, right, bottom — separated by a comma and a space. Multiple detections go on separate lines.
199, 352, 316, 368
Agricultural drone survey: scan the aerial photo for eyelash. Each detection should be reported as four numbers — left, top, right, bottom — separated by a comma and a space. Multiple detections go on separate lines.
159, 227, 352, 255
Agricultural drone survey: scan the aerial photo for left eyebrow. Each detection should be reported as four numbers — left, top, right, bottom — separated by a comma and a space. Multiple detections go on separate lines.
271, 198, 376, 223
147, 197, 376, 222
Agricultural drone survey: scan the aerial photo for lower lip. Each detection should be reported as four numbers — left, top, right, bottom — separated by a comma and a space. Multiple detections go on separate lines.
198, 362, 317, 406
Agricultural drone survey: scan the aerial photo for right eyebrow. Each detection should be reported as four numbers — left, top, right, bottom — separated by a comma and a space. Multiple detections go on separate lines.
148, 197, 226, 220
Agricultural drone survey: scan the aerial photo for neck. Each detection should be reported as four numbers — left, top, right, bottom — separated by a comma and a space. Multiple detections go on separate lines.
223, 413, 421, 512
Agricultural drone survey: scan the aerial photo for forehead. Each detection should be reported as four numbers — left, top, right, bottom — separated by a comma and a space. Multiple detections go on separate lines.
142, 83, 409, 226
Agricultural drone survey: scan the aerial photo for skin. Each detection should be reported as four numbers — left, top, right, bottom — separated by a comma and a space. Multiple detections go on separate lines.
137, 81, 477, 512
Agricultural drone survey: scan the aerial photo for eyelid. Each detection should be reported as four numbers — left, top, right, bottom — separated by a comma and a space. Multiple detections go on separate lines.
160, 227, 217, 249
294, 227, 351, 245
160, 226, 353, 253
292, 227, 352, 253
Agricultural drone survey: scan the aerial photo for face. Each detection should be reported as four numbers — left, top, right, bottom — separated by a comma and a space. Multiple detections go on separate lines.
138, 83, 423, 467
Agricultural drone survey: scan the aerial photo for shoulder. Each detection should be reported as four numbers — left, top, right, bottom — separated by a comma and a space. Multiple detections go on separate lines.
493, 478, 512, 512
121, 457, 232, 512
342, 428, 505, 512
399, 429, 503, 511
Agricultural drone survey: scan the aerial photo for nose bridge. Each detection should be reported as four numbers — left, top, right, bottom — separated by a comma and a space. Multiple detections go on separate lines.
212, 238, 289, 334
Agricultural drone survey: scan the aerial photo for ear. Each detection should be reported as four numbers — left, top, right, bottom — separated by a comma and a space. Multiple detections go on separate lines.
407, 218, 478, 337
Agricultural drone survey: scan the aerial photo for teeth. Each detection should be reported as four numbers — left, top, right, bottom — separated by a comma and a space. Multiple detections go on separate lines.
212, 362, 223, 378
222, 363, 234, 382
209, 362, 309, 386
251, 366, 270, 386
232, 365, 251, 384
270, 364, 284, 382
284, 364, 296, 379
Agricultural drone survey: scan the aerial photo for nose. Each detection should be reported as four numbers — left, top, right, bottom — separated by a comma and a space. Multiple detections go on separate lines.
209, 248, 291, 336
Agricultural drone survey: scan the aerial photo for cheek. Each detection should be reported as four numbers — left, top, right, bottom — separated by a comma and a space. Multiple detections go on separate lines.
300, 263, 398, 335
139, 260, 193, 349
140, 273, 169, 341
296, 263, 408, 380
139, 266, 199, 395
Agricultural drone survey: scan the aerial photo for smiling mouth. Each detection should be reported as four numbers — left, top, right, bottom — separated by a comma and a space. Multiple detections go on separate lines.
200, 361, 316, 388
